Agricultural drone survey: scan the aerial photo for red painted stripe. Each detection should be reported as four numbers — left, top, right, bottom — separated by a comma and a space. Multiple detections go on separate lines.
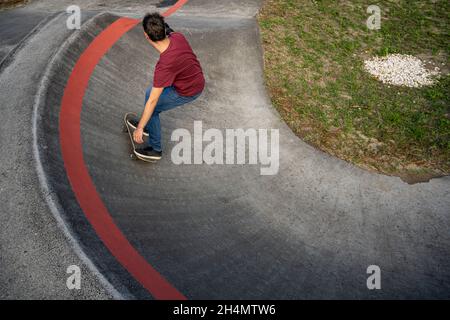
59, 2, 188, 300
162, 0, 189, 17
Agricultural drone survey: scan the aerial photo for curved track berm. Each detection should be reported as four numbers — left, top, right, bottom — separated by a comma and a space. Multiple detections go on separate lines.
10, 0, 450, 299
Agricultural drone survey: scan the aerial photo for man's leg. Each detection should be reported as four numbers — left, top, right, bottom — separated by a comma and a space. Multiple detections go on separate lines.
144, 86, 200, 152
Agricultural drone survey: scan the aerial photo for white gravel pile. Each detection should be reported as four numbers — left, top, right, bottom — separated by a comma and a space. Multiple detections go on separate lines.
364, 54, 440, 87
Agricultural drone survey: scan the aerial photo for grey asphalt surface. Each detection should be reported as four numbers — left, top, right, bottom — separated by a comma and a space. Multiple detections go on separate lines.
0, 9, 49, 62
0, 10, 114, 299
1, 0, 449, 299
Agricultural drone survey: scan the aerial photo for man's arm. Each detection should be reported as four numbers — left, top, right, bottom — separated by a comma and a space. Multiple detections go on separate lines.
133, 87, 164, 144
165, 22, 174, 35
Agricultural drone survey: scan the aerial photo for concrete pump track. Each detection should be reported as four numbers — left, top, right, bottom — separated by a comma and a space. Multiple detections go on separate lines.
0, 0, 449, 299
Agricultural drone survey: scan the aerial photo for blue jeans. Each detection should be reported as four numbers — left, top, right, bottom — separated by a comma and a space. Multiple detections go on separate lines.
144, 86, 201, 152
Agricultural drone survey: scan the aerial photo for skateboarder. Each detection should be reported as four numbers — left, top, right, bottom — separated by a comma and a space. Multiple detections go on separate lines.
128, 12, 205, 160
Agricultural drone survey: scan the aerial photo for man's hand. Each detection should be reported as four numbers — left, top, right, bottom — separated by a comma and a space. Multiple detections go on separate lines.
133, 127, 145, 144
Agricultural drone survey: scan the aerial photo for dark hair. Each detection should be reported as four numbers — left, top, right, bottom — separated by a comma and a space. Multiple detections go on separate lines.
142, 13, 166, 42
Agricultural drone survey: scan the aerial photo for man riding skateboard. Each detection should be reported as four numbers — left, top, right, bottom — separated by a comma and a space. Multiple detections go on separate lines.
128, 12, 205, 160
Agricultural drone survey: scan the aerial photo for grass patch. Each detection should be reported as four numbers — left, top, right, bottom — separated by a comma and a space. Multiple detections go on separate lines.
258, 0, 450, 183
0, 0, 28, 10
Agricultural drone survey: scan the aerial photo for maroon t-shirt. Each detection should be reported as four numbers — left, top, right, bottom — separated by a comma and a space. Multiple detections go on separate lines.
153, 32, 205, 96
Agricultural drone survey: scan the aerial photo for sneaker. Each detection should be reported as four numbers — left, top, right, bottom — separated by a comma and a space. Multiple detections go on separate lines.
135, 146, 162, 160
127, 118, 149, 136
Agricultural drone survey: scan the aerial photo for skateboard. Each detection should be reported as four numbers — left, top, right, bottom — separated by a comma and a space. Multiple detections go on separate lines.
123, 112, 156, 162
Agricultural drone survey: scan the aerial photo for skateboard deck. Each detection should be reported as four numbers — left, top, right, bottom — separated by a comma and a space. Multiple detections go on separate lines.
123, 112, 156, 162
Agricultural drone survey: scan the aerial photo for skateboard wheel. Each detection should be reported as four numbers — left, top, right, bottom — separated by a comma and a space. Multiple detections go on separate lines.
122, 125, 128, 133
130, 153, 137, 160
